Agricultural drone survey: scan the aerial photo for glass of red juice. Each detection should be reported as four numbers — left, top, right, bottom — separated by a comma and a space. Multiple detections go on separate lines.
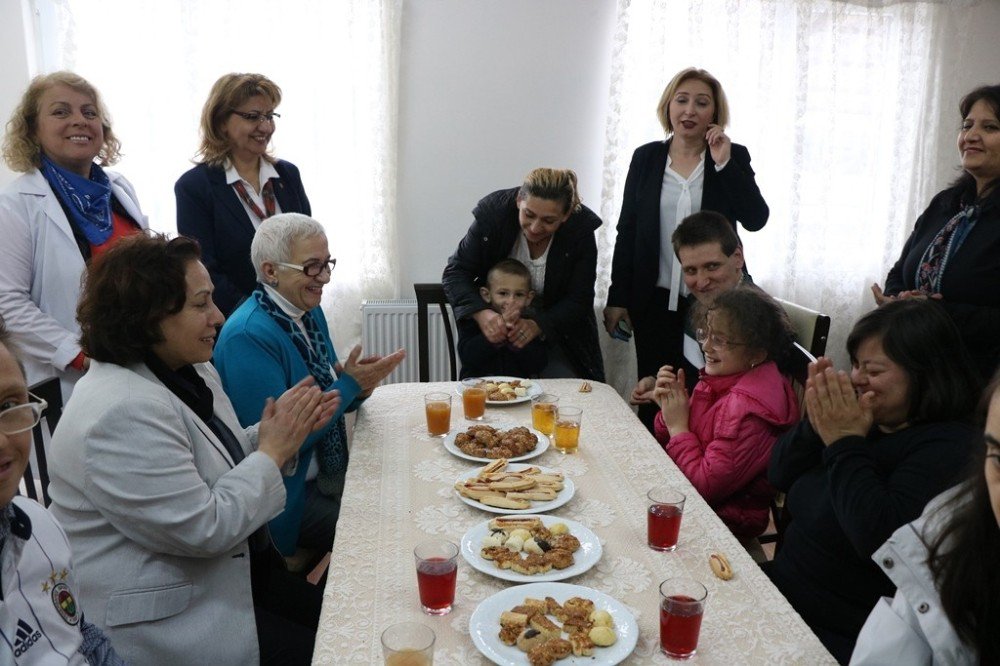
647, 487, 685, 551
414, 540, 459, 615
659, 578, 708, 659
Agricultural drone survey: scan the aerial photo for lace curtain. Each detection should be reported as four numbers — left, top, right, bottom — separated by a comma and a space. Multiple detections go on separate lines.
597, 0, 982, 395
42, 0, 401, 349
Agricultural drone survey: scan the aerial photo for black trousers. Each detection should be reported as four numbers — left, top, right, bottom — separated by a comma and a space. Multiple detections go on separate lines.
631, 288, 688, 431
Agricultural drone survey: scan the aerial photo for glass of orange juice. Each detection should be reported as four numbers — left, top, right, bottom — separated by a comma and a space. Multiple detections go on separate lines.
554, 406, 582, 453
461, 378, 487, 421
381, 621, 435, 665
531, 394, 559, 437
424, 392, 451, 438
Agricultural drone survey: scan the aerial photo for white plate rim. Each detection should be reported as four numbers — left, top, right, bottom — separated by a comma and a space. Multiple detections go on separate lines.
454, 463, 574, 514
460, 515, 602, 583
467, 581, 639, 666
443, 424, 549, 463
455, 376, 544, 406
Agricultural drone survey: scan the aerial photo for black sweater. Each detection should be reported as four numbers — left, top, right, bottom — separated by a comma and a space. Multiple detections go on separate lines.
764, 418, 976, 662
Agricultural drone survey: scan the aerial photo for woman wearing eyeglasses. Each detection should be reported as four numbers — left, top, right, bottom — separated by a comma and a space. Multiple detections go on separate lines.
175, 72, 311, 316
0, 319, 123, 664
652, 286, 798, 551
214, 213, 404, 566
764, 299, 981, 663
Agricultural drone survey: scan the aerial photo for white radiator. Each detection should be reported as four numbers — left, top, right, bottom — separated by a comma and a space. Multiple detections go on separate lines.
360, 299, 460, 383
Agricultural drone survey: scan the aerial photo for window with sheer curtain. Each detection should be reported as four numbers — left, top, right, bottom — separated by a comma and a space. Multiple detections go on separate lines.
596, 0, 985, 394
36, 0, 401, 347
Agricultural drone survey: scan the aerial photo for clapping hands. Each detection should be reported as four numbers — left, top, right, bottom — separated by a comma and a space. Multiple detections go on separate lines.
804, 357, 874, 446
653, 365, 690, 434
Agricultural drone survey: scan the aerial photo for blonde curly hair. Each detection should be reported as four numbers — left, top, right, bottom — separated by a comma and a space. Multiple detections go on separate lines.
2, 71, 121, 173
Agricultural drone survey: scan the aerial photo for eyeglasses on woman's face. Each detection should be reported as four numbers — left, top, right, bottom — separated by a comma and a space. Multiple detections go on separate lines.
276, 258, 337, 278
695, 328, 746, 350
230, 110, 280, 125
0, 394, 47, 436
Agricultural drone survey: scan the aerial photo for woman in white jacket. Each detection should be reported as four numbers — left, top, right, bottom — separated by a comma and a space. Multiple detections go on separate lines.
0, 72, 147, 400
851, 378, 1000, 664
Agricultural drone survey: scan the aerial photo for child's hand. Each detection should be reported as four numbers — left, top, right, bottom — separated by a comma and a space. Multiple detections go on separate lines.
500, 299, 524, 327
654, 367, 690, 434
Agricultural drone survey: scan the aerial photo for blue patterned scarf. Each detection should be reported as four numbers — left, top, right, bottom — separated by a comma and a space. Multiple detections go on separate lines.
39, 154, 113, 245
914, 204, 979, 294
252, 285, 348, 495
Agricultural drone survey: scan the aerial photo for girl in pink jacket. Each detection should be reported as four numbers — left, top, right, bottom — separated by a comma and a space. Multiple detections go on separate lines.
654, 287, 799, 539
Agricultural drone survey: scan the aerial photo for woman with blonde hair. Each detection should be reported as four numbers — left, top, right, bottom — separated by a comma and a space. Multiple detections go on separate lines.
0, 71, 147, 398
443, 168, 605, 380
175, 72, 311, 316
604, 67, 767, 427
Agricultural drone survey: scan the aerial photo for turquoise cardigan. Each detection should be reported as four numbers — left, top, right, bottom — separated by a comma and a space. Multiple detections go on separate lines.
213, 296, 363, 555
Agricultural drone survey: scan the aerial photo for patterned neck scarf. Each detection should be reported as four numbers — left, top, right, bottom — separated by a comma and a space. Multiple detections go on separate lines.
232, 179, 276, 222
39, 154, 113, 245
914, 204, 979, 294
252, 285, 347, 494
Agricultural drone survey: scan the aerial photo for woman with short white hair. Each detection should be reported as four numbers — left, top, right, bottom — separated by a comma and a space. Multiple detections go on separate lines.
215, 212, 403, 563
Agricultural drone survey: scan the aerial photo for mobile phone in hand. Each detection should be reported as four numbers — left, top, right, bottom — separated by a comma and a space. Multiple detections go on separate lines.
611, 319, 633, 341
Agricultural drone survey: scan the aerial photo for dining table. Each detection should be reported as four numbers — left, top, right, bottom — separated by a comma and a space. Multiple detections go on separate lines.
312, 379, 836, 664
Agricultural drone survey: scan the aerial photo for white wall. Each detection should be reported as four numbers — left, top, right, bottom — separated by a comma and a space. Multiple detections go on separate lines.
395, 0, 616, 295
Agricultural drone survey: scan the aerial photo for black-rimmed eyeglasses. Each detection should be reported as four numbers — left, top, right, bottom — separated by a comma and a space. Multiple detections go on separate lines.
0, 394, 47, 435
276, 259, 337, 278
230, 110, 280, 124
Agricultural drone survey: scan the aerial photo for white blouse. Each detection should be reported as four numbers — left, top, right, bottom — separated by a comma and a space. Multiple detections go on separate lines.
510, 233, 550, 296
657, 153, 705, 310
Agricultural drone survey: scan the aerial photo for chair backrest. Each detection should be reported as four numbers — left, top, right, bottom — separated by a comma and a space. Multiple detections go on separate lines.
23, 376, 64, 507
786, 341, 817, 411
414, 283, 458, 382
775, 298, 831, 358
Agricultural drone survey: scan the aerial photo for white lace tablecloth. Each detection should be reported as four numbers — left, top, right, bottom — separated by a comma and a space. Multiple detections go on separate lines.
313, 380, 834, 664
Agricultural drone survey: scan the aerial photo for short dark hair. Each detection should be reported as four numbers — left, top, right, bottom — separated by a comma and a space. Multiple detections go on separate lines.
0, 317, 25, 378
846, 300, 981, 423
700, 286, 796, 375
78, 233, 202, 365
486, 258, 532, 289
927, 371, 1000, 662
671, 211, 739, 257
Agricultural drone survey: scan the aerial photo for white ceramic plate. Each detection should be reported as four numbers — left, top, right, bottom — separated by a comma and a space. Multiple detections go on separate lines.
454, 464, 574, 514
460, 515, 602, 583
456, 376, 544, 405
443, 424, 549, 463
468, 581, 639, 666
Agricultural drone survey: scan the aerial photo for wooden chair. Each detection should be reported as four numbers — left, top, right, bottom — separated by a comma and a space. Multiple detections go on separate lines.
22, 376, 64, 507
776, 298, 831, 358
414, 283, 458, 382
759, 342, 817, 556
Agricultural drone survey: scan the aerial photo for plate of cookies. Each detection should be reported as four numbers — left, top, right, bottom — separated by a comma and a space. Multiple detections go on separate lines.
457, 376, 543, 405
468, 581, 639, 666
444, 424, 548, 463
454, 462, 574, 514
460, 515, 602, 583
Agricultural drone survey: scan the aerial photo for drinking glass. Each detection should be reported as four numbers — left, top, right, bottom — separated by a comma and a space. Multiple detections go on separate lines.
553, 406, 582, 453
530, 393, 559, 436
461, 378, 487, 420
647, 487, 685, 551
414, 540, 458, 615
659, 578, 708, 659
381, 622, 435, 665
424, 392, 451, 438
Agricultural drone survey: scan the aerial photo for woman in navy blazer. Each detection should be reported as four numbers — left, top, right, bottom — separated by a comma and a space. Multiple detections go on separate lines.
604, 67, 768, 427
175, 73, 311, 316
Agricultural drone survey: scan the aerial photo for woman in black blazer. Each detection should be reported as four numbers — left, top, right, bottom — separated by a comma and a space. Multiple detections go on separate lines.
443, 168, 605, 381
604, 67, 768, 426
175, 73, 311, 316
